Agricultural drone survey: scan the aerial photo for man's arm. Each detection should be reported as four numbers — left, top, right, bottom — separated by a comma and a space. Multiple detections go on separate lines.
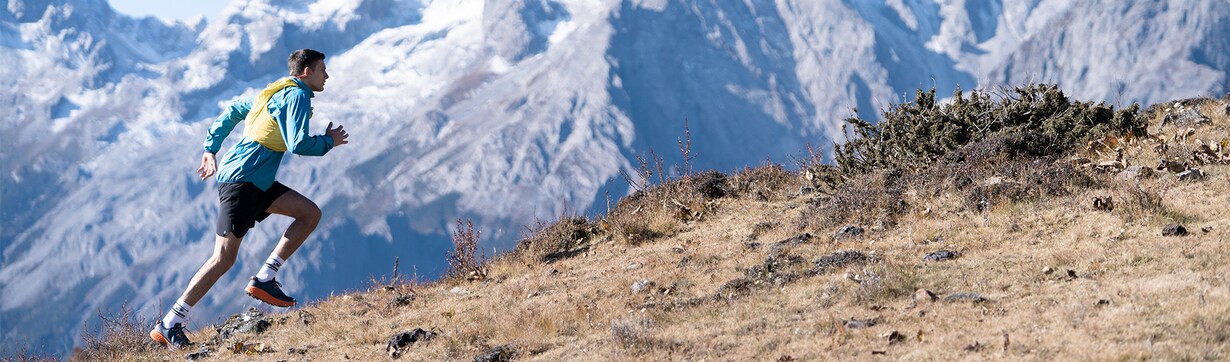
203, 97, 254, 153
281, 91, 341, 156
198, 97, 252, 179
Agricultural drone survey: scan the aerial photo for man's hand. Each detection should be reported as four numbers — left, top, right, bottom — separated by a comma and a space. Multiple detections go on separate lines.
197, 152, 217, 180
326, 122, 349, 147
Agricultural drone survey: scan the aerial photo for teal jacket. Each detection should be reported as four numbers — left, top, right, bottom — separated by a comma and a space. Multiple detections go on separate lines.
203, 78, 335, 191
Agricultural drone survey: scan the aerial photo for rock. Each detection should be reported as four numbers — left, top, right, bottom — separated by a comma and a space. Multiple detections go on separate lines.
913, 289, 938, 303
631, 279, 655, 294
1042, 266, 1054, 275
287, 347, 308, 355
843, 317, 880, 329
779, 233, 814, 245
834, 226, 865, 240
943, 292, 987, 303
1162, 224, 1189, 237
386, 328, 437, 358
1177, 168, 1204, 181
922, 250, 959, 262
769, 233, 812, 256
214, 308, 271, 341
450, 286, 469, 295
298, 310, 317, 325
1160, 107, 1210, 128
185, 350, 211, 361
391, 293, 416, 307
746, 255, 805, 286
812, 250, 870, 274
473, 344, 516, 362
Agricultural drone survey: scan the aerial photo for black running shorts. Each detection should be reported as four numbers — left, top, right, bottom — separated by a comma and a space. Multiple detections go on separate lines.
215, 181, 291, 238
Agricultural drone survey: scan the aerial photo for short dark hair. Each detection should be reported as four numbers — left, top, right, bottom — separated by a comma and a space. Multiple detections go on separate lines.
288, 49, 326, 76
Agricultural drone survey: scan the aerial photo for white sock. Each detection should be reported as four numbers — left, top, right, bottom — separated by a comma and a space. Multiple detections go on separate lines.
255, 255, 285, 282
161, 299, 191, 328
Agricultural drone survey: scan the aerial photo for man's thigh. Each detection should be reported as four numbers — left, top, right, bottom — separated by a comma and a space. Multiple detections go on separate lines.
266, 188, 319, 219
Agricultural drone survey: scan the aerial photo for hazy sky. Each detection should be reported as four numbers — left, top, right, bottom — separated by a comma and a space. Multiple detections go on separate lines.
108, 0, 229, 22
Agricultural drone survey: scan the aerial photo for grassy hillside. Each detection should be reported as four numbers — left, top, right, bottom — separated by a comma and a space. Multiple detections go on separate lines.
62, 85, 1230, 360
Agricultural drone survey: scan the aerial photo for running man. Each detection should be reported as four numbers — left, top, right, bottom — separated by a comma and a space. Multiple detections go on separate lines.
150, 49, 349, 349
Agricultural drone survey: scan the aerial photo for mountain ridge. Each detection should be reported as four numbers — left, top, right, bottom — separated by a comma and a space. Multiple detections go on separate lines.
4, 0, 1230, 357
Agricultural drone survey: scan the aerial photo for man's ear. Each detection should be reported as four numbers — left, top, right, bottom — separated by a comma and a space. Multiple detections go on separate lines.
299, 66, 313, 77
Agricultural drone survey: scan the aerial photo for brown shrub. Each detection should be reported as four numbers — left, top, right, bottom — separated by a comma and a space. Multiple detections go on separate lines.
802, 168, 910, 230
72, 304, 162, 361
931, 131, 1092, 211
607, 170, 732, 245
728, 163, 798, 201
514, 216, 598, 263
447, 219, 488, 281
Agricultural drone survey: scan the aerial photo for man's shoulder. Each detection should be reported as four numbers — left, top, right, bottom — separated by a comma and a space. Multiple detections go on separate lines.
276, 86, 312, 103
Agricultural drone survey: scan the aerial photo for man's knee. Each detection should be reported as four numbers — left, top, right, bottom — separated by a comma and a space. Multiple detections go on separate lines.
300, 201, 321, 224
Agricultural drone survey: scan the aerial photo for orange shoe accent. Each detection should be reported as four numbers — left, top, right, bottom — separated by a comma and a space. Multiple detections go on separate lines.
245, 286, 296, 307
150, 329, 169, 345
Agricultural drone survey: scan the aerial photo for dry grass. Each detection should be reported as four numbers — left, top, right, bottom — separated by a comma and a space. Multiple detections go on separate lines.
84, 99, 1230, 361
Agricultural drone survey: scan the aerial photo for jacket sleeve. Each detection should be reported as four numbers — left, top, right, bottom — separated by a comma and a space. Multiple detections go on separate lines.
203, 97, 253, 153
281, 91, 335, 156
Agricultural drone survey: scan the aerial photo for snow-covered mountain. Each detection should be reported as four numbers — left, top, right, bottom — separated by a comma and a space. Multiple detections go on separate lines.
3, 0, 1229, 356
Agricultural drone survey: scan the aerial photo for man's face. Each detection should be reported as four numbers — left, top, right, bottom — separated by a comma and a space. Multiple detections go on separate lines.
300, 61, 328, 92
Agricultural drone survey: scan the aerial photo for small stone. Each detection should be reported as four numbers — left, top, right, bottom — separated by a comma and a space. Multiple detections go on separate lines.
922, 250, 959, 262
1162, 224, 1189, 237
288, 347, 308, 355
812, 250, 870, 274
386, 328, 436, 358
913, 289, 938, 303
185, 350, 211, 361
1095, 299, 1111, 307
450, 287, 469, 295
1202, 226, 1214, 233
843, 317, 879, 329
631, 279, 654, 294
1042, 266, 1054, 275
298, 310, 317, 325
834, 226, 865, 240
473, 344, 516, 362
1177, 168, 1204, 181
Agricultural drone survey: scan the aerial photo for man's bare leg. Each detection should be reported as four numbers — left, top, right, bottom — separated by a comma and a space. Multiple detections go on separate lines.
151, 232, 242, 347
245, 189, 320, 307
180, 233, 244, 305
